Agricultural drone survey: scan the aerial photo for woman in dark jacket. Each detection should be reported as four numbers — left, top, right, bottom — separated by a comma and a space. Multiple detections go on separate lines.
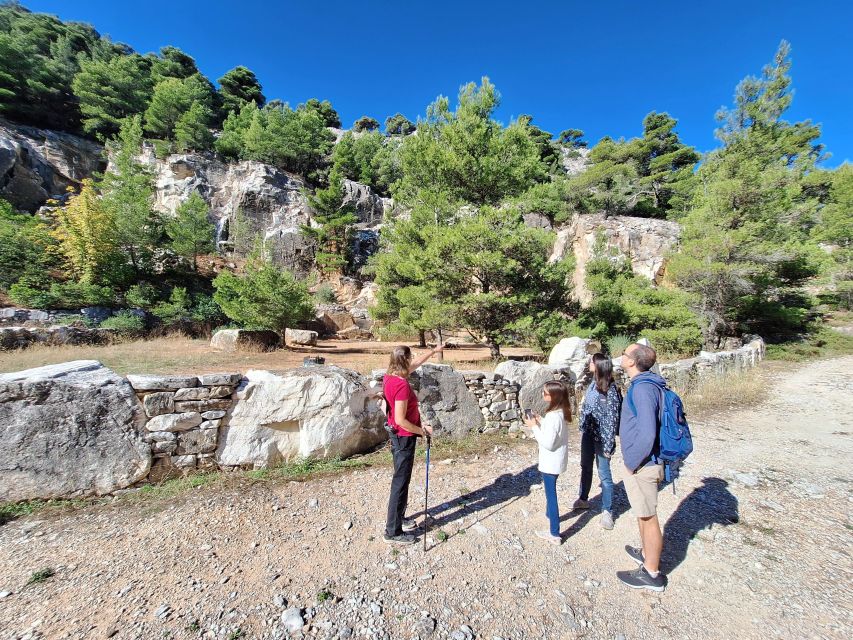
573, 353, 621, 529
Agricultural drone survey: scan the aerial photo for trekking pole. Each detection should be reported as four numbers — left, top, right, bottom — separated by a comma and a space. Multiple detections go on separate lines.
423, 434, 431, 552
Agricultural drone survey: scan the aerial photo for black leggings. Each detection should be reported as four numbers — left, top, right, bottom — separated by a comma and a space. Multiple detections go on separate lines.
385, 433, 417, 536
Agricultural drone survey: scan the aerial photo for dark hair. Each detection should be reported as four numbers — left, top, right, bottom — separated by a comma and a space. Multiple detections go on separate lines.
386, 345, 412, 377
591, 353, 614, 394
626, 343, 657, 372
543, 380, 573, 421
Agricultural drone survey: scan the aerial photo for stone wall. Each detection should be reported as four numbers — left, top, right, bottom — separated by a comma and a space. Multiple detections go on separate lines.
128, 372, 242, 482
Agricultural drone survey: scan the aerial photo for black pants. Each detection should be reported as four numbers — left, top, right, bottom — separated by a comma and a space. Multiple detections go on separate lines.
385, 433, 417, 536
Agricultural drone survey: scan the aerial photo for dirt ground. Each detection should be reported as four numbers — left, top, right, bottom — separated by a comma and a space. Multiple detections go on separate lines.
0, 357, 851, 640
0, 336, 538, 376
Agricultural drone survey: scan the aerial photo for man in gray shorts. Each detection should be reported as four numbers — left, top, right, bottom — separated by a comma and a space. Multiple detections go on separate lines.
617, 343, 666, 592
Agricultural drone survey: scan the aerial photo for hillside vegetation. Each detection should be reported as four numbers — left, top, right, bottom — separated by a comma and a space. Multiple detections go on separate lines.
1, 2, 850, 358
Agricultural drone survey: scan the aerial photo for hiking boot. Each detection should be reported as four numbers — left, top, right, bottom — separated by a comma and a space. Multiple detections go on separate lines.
402, 518, 420, 532
600, 510, 614, 530
572, 498, 590, 510
624, 545, 644, 565
617, 565, 666, 592
535, 530, 562, 546
383, 533, 417, 545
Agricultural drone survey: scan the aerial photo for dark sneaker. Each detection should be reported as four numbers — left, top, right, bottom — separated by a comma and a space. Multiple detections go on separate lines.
624, 545, 644, 565
616, 566, 666, 592
402, 518, 420, 532
383, 533, 416, 545
572, 498, 590, 510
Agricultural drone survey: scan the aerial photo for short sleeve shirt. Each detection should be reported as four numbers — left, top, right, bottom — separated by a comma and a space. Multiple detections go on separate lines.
383, 374, 420, 437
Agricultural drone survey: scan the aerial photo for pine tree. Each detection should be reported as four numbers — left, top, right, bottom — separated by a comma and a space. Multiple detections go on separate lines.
217, 66, 264, 116
302, 171, 358, 274
166, 191, 215, 270
174, 101, 214, 151
144, 73, 214, 140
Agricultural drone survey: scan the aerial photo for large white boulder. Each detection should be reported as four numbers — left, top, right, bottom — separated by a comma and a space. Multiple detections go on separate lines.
217, 366, 386, 467
547, 337, 593, 378
494, 360, 575, 416
0, 360, 150, 501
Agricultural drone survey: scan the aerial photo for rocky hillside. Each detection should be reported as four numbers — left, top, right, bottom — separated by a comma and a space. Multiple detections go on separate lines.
0, 118, 682, 297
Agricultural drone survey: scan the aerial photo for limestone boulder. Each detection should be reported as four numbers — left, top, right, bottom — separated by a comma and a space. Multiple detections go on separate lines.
0, 360, 150, 501
210, 329, 281, 352
410, 364, 484, 437
285, 328, 318, 347
494, 360, 575, 416
315, 305, 356, 334
548, 337, 594, 378
217, 366, 387, 467
342, 179, 389, 226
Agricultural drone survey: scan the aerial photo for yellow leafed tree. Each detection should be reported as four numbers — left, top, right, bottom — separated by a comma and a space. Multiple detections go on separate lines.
52, 180, 119, 284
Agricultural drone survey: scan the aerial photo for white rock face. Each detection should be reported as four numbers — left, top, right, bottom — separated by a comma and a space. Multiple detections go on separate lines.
285, 328, 318, 347
0, 120, 103, 212
217, 366, 386, 467
549, 213, 681, 305
547, 337, 593, 378
0, 360, 150, 501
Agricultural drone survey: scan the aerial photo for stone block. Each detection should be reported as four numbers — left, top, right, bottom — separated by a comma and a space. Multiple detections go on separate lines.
127, 374, 199, 391
171, 454, 197, 469
174, 387, 210, 401
202, 410, 227, 420
143, 392, 175, 418
145, 412, 203, 432
174, 399, 231, 413
199, 372, 243, 386
176, 429, 218, 455
200, 419, 221, 429
285, 328, 318, 347
208, 386, 233, 399
210, 329, 280, 352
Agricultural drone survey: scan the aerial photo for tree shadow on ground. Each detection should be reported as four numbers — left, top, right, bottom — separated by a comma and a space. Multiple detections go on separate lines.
409, 465, 540, 531
661, 477, 739, 573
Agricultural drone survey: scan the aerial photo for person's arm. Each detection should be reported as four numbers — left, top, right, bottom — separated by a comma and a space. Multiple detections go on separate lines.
533, 412, 561, 452
408, 344, 445, 374
394, 399, 432, 436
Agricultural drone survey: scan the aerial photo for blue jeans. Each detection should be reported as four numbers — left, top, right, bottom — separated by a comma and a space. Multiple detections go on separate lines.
579, 429, 614, 513
541, 472, 560, 537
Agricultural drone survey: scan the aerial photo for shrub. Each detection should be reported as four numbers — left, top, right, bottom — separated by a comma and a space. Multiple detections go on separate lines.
314, 284, 338, 304
100, 311, 145, 333
9, 281, 115, 309
125, 283, 161, 309
605, 334, 632, 357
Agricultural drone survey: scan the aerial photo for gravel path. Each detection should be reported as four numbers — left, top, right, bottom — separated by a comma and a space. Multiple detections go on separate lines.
1, 357, 851, 640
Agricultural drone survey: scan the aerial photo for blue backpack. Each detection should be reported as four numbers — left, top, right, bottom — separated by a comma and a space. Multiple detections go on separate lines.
628, 381, 693, 490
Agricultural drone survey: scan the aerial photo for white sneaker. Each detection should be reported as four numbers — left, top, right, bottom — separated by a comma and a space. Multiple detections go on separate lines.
600, 510, 614, 530
535, 530, 562, 546
402, 518, 419, 532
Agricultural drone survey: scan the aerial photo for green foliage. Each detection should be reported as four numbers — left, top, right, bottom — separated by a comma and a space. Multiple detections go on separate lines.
101, 116, 160, 281
166, 192, 215, 270
213, 254, 314, 333
100, 310, 144, 333
0, 200, 59, 292
811, 164, 852, 309
148, 46, 198, 84
394, 78, 547, 207
518, 114, 561, 173
353, 115, 380, 132
605, 334, 632, 357
144, 73, 214, 140
578, 235, 703, 357
302, 170, 358, 273
9, 279, 115, 309
150, 287, 223, 326
558, 128, 587, 148
765, 324, 853, 361
217, 65, 264, 116
668, 41, 825, 346
214, 101, 334, 178
332, 131, 401, 195
124, 282, 160, 309
385, 113, 415, 136
174, 101, 214, 151
27, 567, 55, 586
299, 98, 340, 128
72, 54, 153, 138
314, 283, 338, 304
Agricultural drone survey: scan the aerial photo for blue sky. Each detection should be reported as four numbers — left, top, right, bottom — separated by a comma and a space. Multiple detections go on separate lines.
25, 0, 853, 166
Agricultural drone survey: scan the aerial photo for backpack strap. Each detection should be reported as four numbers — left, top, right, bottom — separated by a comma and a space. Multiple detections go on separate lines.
626, 379, 664, 464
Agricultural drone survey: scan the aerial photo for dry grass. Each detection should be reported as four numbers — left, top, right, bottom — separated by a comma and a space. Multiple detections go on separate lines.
0, 335, 537, 376
676, 369, 766, 417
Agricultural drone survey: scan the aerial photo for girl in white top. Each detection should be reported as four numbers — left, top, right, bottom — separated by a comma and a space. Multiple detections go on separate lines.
523, 380, 572, 545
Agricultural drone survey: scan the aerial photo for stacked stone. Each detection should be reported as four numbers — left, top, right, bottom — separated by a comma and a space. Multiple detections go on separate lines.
461, 372, 524, 433
127, 372, 242, 481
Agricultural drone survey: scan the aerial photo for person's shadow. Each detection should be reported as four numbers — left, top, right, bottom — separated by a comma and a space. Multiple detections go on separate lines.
410, 465, 540, 532
661, 477, 739, 572
560, 476, 632, 536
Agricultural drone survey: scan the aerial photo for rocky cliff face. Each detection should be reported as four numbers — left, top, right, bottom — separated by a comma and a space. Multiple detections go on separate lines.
0, 119, 104, 212
549, 212, 681, 305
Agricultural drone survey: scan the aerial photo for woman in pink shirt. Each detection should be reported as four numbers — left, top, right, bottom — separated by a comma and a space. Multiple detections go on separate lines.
383, 343, 444, 544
